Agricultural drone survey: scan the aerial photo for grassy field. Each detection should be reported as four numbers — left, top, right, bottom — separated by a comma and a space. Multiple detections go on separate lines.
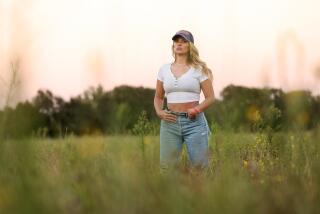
0, 130, 320, 214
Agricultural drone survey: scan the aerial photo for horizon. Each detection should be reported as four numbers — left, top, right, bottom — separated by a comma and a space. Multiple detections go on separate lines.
1, 82, 319, 110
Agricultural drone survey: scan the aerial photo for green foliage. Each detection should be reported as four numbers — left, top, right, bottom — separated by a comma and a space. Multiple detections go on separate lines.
131, 110, 153, 136
210, 120, 221, 134
0, 133, 320, 213
1, 84, 320, 139
283, 90, 315, 130
206, 85, 320, 132
0, 102, 46, 139
113, 103, 131, 132
253, 104, 282, 133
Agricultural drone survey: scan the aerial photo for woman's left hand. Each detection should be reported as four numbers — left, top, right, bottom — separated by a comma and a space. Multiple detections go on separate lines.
187, 108, 197, 119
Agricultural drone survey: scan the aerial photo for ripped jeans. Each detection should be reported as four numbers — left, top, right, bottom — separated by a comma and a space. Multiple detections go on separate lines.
160, 112, 211, 173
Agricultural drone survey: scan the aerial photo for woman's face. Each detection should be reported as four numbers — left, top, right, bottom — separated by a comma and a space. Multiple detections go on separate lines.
172, 37, 189, 55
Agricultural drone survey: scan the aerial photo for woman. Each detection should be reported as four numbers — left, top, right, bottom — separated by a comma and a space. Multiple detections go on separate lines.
154, 30, 215, 174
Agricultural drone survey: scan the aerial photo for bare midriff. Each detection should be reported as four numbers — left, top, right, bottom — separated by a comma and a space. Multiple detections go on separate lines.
167, 101, 199, 112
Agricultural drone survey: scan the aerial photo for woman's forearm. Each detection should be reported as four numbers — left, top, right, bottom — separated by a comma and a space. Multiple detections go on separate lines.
195, 95, 215, 112
154, 97, 164, 115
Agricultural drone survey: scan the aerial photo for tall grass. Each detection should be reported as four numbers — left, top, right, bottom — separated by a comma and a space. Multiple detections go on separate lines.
0, 130, 319, 213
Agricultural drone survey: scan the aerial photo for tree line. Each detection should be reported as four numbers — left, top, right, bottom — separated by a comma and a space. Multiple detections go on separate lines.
0, 84, 319, 138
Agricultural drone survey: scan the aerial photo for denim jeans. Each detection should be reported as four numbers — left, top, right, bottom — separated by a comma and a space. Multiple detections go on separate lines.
160, 112, 211, 173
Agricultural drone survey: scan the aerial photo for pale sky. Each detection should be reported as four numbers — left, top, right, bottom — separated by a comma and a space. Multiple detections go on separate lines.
1, 0, 320, 106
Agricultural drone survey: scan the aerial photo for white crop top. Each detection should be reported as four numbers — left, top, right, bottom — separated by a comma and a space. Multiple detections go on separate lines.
157, 63, 209, 103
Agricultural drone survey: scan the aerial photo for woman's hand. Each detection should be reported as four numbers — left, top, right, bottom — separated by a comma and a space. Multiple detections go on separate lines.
187, 107, 201, 119
157, 110, 177, 122
187, 108, 197, 119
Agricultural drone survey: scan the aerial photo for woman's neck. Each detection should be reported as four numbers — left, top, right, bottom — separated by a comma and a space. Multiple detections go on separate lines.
174, 55, 188, 65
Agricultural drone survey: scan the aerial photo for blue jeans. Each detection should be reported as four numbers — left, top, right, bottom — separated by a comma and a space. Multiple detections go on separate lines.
160, 112, 211, 173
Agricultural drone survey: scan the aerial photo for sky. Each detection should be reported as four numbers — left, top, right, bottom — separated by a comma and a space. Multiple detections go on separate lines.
1, 0, 320, 106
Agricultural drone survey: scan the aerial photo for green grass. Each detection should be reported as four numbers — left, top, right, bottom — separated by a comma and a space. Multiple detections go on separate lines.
0, 130, 320, 214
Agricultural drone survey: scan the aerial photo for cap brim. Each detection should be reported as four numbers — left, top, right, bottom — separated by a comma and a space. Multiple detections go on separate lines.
172, 34, 189, 42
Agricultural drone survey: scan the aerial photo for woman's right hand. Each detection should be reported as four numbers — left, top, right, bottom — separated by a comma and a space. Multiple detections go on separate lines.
157, 110, 177, 123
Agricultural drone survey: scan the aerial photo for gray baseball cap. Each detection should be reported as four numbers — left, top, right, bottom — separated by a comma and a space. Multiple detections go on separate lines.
172, 30, 194, 43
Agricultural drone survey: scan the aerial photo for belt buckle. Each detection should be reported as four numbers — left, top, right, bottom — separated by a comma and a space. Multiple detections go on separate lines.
169, 110, 188, 118
178, 112, 188, 118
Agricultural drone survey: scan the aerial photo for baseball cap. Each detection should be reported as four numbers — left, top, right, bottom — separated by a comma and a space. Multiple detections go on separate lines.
172, 30, 194, 43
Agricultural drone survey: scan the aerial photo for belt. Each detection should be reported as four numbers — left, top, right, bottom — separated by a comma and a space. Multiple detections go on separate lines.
168, 111, 188, 118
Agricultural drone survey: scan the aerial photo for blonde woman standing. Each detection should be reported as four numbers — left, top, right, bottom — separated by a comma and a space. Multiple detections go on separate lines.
154, 30, 215, 174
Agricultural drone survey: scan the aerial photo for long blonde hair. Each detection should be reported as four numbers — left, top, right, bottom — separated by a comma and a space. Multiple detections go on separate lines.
172, 42, 213, 81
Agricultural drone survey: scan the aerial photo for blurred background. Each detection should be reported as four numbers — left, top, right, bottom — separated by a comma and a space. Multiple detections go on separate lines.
1, 0, 320, 106
1, 2, 320, 213
0, 0, 320, 137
